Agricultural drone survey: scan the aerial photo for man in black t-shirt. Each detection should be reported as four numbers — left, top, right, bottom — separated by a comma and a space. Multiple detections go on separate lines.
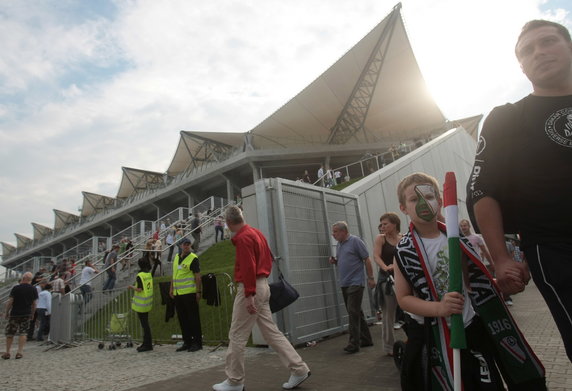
467, 20, 572, 362
3, 272, 38, 359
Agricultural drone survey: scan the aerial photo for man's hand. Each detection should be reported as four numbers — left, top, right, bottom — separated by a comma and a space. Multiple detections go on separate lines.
367, 278, 376, 289
438, 292, 464, 317
196, 293, 201, 303
328, 256, 337, 265
494, 256, 530, 295
245, 295, 257, 314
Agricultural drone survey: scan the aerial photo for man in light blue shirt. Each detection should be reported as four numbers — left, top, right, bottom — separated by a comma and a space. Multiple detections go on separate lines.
329, 221, 376, 353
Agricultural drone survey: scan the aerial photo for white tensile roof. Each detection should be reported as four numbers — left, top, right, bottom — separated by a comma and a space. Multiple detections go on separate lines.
32, 223, 53, 241
53, 209, 80, 230
116, 167, 165, 199
81, 192, 117, 217
167, 131, 245, 176
247, 4, 444, 148
167, 4, 445, 174
14, 233, 32, 248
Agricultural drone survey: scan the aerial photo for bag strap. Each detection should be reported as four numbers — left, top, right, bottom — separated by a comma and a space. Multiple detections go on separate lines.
271, 252, 284, 279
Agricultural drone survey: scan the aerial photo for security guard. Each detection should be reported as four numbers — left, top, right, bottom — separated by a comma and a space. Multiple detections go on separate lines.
129, 258, 154, 352
170, 237, 202, 352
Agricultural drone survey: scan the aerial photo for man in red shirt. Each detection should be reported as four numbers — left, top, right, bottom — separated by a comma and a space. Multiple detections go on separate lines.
213, 205, 310, 391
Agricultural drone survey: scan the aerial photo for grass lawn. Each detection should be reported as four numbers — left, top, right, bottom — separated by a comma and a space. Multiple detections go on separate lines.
331, 176, 364, 191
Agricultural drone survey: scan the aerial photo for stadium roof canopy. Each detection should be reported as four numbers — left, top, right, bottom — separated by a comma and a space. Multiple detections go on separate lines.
1, 242, 16, 257
32, 223, 53, 241
167, 3, 445, 175
116, 167, 165, 199
249, 4, 444, 148
168, 131, 246, 176
14, 233, 32, 248
54, 209, 80, 230
81, 192, 117, 217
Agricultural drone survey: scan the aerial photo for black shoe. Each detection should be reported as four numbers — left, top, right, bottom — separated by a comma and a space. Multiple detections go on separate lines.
343, 345, 359, 354
188, 344, 202, 352
137, 345, 153, 352
360, 342, 374, 348
176, 345, 189, 352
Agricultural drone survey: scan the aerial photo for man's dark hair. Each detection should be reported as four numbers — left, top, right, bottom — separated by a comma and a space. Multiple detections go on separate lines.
516, 20, 571, 52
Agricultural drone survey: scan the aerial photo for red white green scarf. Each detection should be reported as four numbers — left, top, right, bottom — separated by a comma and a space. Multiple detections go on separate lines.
395, 222, 545, 390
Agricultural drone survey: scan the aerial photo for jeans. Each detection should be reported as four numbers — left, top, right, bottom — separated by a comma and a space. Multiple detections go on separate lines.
341, 285, 372, 349
80, 284, 92, 303
102, 271, 116, 291
36, 308, 48, 341
215, 226, 224, 242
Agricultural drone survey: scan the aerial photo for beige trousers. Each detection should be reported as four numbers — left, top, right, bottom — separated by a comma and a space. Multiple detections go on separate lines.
225, 278, 309, 384
380, 281, 397, 354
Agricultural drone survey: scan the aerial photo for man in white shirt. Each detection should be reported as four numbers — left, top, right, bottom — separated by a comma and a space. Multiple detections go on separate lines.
79, 260, 98, 303
36, 283, 52, 341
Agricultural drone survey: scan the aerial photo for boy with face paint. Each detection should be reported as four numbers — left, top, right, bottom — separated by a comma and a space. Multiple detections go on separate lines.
393, 173, 546, 391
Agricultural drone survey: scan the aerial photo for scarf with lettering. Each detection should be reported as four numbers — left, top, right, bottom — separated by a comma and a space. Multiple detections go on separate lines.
395, 222, 545, 390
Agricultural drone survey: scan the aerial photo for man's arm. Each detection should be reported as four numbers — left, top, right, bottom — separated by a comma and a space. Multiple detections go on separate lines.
364, 257, 376, 289
474, 197, 529, 294
31, 299, 37, 318
195, 272, 202, 303
4, 297, 13, 318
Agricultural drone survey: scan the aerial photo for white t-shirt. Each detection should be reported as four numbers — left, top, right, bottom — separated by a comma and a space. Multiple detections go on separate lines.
410, 232, 476, 326
38, 290, 52, 314
80, 266, 96, 286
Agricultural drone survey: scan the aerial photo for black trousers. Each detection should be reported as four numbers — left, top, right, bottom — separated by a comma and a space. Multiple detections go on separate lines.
174, 293, 202, 347
137, 312, 152, 347
524, 242, 572, 362
341, 285, 372, 349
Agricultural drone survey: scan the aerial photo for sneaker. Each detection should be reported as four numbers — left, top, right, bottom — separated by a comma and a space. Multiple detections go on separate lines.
393, 321, 405, 330
343, 345, 359, 354
176, 345, 189, 352
212, 379, 244, 391
282, 371, 311, 389
137, 345, 153, 352
505, 299, 513, 306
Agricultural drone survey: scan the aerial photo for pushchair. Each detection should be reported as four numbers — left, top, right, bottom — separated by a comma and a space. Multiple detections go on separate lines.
99, 312, 134, 350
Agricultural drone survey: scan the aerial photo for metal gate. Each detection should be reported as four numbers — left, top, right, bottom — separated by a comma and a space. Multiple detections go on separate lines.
243, 178, 375, 345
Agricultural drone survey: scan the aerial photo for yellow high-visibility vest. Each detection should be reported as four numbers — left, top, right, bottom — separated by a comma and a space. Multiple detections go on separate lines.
131, 272, 153, 313
172, 252, 197, 295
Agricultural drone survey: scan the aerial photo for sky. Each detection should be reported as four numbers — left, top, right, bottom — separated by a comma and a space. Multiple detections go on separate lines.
0, 0, 571, 256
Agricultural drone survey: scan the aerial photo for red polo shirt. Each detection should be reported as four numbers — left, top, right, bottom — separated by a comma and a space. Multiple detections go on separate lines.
231, 224, 273, 297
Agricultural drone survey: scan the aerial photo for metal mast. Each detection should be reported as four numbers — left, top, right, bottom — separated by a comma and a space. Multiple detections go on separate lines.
327, 3, 401, 145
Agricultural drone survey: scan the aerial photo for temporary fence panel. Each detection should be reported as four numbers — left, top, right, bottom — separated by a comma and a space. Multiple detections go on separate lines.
244, 178, 375, 346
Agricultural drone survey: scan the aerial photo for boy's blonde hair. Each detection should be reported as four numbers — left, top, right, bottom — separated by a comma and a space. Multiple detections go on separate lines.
397, 172, 441, 206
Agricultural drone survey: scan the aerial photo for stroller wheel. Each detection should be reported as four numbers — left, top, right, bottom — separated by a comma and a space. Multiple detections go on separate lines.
393, 340, 406, 371
98, 343, 104, 350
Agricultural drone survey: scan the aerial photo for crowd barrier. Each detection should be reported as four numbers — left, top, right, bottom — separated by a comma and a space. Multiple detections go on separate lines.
49, 272, 236, 347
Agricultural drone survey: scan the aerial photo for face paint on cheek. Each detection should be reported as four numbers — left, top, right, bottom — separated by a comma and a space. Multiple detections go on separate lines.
414, 185, 439, 222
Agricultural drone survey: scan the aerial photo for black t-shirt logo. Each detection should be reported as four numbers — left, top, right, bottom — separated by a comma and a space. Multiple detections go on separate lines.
476, 135, 486, 156
545, 107, 572, 148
